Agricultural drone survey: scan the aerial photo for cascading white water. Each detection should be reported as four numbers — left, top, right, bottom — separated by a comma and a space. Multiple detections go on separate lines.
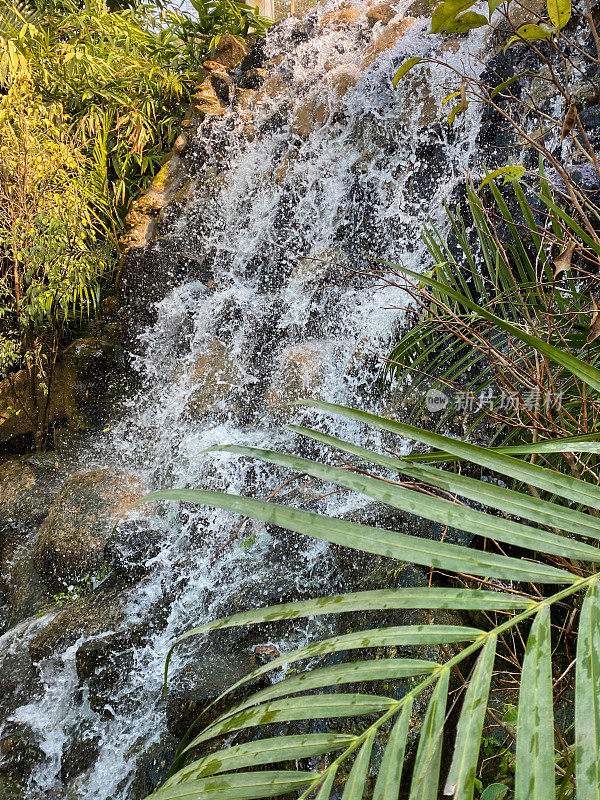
7, 3, 491, 797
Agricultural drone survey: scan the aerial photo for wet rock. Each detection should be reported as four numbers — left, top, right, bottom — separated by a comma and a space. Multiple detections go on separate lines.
241, 67, 268, 90
0, 456, 64, 537
321, 7, 363, 27
211, 33, 248, 70
290, 93, 329, 139
209, 69, 233, 103
105, 518, 163, 579
190, 79, 226, 119
166, 645, 268, 738
0, 618, 42, 715
29, 583, 124, 661
362, 16, 416, 68
33, 468, 142, 589
0, 722, 45, 794
326, 67, 359, 99
265, 342, 326, 413
0, 456, 64, 627
0, 364, 66, 445
255, 74, 288, 103
123, 734, 179, 799
3, 552, 51, 628
366, 1, 397, 27
180, 341, 244, 418
60, 722, 101, 783
75, 629, 139, 714
234, 86, 256, 110
62, 337, 123, 431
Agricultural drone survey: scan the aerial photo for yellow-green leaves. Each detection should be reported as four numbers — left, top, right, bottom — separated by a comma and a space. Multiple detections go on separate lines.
547, 0, 571, 28
431, 0, 479, 32
575, 581, 600, 800
392, 56, 422, 87
479, 165, 526, 190
515, 607, 555, 800
444, 10, 487, 31
505, 23, 555, 49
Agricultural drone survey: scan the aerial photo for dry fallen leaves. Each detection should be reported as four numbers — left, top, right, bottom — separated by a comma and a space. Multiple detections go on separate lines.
553, 240, 577, 278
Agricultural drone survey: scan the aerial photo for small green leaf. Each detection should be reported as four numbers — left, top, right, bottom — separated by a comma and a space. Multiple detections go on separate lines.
393, 57, 422, 88
479, 166, 526, 191
444, 11, 488, 32
442, 91, 461, 105
480, 785, 509, 800
490, 71, 532, 99
447, 101, 466, 125
487, 0, 504, 16
505, 23, 554, 50
547, 0, 570, 28
431, 0, 478, 32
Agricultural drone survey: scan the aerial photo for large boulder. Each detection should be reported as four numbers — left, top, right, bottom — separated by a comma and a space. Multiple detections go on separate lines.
33, 469, 142, 589
0, 456, 65, 538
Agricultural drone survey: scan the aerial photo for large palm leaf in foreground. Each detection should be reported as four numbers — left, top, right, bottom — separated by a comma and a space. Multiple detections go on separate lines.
135, 280, 600, 800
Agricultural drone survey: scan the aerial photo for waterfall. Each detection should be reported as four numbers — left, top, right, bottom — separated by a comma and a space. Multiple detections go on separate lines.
6, 3, 490, 797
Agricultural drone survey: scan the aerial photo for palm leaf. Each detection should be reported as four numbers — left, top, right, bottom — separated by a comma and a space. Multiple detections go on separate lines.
445, 635, 497, 800
515, 607, 555, 800
575, 581, 600, 800
372, 698, 413, 800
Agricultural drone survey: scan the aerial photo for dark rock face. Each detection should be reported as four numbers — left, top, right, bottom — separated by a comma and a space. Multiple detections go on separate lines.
60, 721, 102, 785
62, 337, 126, 432
0, 722, 45, 797
165, 645, 267, 738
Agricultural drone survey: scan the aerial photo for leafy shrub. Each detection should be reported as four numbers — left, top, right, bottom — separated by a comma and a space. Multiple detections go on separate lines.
0, 0, 271, 217
0, 78, 113, 446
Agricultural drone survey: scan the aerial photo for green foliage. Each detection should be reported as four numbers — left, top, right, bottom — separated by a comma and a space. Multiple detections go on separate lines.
383, 173, 600, 478
0, 78, 113, 444
0, 0, 270, 218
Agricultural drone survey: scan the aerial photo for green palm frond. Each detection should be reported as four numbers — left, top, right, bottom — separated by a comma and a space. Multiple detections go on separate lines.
123, 235, 600, 798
